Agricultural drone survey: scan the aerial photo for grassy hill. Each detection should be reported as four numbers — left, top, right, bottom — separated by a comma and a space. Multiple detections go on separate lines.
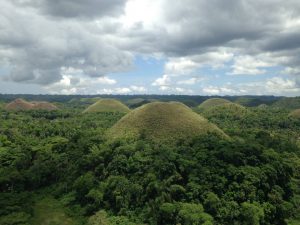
108, 101, 228, 143
69, 97, 102, 104
5, 98, 34, 110
289, 109, 300, 119
201, 102, 249, 120
234, 97, 276, 107
5, 99, 58, 111
31, 101, 58, 110
257, 104, 268, 109
198, 98, 232, 110
83, 99, 130, 113
272, 97, 300, 110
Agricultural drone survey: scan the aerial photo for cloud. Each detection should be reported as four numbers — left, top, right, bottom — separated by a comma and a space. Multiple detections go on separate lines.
96, 77, 117, 85
103, 87, 132, 94
152, 74, 171, 86
165, 58, 199, 75
229, 55, 273, 75
0, 1, 133, 86
202, 86, 238, 95
45, 75, 117, 94
156, 85, 193, 94
119, 0, 300, 55
174, 87, 193, 94
99, 86, 147, 94
177, 77, 204, 85
130, 85, 147, 92
262, 31, 300, 52
118, 0, 300, 82
159, 86, 170, 91
201, 76, 300, 96
162, 50, 232, 75
12, 0, 125, 19
265, 77, 299, 93
1, 0, 300, 95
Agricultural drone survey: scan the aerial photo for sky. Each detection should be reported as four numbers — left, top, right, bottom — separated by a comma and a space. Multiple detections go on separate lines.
0, 0, 300, 96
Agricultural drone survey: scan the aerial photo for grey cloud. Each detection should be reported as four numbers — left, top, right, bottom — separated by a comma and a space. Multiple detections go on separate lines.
0, 1, 132, 85
262, 31, 300, 52
2, 0, 300, 91
12, 0, 125, 19
8, 62, 62, 85
122, 0, 290, 56
114, 0, 300, 62
116, 0, 300, 80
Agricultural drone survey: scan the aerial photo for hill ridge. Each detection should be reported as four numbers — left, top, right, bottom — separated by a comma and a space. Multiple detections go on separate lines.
5, 98, 58, 111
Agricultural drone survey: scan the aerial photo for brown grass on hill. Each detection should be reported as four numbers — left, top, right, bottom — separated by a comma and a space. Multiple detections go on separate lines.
108, 101, 228, 143
5, 98, 34, 110
83, 99, 130, 113
200, 102, 249, 120
31, 101, 58, 110
289, 109, 300, 119
5, 98, 58, 111
198, 98, 232, 110
257, 104, 268, 109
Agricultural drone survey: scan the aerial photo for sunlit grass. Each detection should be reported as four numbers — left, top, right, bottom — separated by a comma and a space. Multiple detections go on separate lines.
83, 99, 130, 113
30, 197, 78, 225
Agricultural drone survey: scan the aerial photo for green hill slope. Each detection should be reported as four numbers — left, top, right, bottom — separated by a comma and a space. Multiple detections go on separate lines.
83, 99, 130, 113
272, 97, 300, 110
108, 101, 228, 143
198, 98, 232, 110
201, 102, 249, 120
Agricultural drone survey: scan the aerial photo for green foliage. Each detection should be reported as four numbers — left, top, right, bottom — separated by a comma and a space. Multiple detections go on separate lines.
87, 211, 109, 225
0, 212, 31, 225
1, 95, 300, 225
200, 102, 249, 121
88, 210, 139, 225
272, 97, 300, 110
158, 202, 214, 225
240, 202, 264, 225
177, 203, 213, 225
234, 97, 276, 107
30, 196, 81, 225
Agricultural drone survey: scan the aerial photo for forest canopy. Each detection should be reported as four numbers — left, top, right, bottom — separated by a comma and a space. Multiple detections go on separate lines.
0, 95, 300, 225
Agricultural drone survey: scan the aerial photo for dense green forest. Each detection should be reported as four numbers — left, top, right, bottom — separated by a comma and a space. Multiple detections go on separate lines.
0, 95, 300, 225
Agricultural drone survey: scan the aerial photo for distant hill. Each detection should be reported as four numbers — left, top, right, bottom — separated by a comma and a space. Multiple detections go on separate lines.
289, 109, 300, 119
201, 102, 249, 120
198, 98, 232, 110
5, 99, 58, 111
83, 99, 130, 113
31, 102, 58, 110
272, 97, 300, 110
257, 104, 268, 109
69, 97, 102, 104
234, 97, 277, 107
125, 98, 153, 108
0, 94, 282, 106
108, 101, 228, 143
